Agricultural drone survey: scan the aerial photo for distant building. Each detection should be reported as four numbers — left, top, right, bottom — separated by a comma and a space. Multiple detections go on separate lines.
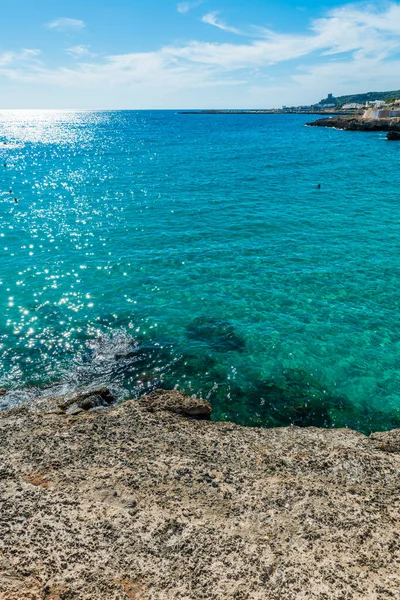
342, 103, 363, 110
315, 103, 336, 109
316, 93, 337, 109
365, 100, 386, 108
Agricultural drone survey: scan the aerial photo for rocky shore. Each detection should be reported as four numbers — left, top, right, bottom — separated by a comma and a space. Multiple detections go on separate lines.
1, 387, 400, 599
307, 116, 400, 139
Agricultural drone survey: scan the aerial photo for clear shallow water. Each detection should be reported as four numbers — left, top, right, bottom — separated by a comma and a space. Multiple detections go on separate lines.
1, 109, 400, 432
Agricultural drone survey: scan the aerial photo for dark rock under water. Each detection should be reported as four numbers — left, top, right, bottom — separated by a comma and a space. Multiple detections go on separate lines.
186, 316, 245, 352
1, 326, 399, 435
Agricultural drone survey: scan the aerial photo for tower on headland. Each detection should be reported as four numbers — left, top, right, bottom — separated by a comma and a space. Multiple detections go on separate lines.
317, 93, 337, 108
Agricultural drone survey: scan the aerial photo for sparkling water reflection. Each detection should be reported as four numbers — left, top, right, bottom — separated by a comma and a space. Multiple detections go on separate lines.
1, 110, 400, 433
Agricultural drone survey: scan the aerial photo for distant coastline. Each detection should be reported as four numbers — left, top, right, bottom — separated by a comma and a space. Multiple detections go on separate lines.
180, 109, 353, 115
178, 89, 400, 118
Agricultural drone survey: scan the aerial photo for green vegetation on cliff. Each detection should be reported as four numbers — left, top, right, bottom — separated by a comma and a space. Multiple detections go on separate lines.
322, 90, 400, 107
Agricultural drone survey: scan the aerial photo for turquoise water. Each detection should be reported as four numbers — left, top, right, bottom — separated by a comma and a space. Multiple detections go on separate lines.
1, 109, 400, 432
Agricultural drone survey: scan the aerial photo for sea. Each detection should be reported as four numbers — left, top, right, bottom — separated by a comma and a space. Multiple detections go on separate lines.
1, 109, 400, 433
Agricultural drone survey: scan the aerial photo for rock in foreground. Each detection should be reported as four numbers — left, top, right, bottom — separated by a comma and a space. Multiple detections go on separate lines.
139, 388, 212, 419
0, 389, 399, 599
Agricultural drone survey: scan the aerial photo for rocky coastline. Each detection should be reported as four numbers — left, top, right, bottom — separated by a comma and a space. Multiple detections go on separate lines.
1, 386, 399, 599
307, 116, 400, 139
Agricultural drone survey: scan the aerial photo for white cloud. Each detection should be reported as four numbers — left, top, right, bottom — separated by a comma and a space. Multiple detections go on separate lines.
66, 45, 95, 58
201, 12, 242, 34
0, 49, 41, 68
46, 18, 85, 31
2, 2, 400, 108
177, 1, 204, 14
171, 2, 400, 68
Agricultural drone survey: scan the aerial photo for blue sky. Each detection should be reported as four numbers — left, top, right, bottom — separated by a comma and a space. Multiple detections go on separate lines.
1, 0, 400, 108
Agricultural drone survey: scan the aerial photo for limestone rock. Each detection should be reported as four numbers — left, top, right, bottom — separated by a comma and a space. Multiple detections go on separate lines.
42, 387, 117, 415
0, 390, 400, 599
140, 388, 212, 419
370, 428, 400, 452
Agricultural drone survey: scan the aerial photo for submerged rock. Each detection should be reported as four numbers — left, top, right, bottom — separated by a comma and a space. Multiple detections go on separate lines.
140, 388, 212, 419
68, 332, 175, 396
186, 317, 245, 352
338, 403, 400, 436
160, 351, 226, 392
241, 369, 350, 429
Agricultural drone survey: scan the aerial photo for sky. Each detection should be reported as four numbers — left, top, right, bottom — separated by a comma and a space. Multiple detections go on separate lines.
0, 0, 400, 109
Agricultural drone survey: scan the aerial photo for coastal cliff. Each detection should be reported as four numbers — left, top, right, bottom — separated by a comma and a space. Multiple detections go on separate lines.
307, 115, 400, 135
1, 388, 399, 599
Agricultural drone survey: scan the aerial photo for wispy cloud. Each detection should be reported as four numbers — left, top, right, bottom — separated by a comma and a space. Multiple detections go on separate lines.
3, 2, 400, 108
201, 12, 242, 34
46, 18, 85, 31
0, 49, 41, 68
66, 45, 95, 58
173, 3, 400, 67
177, 1, 204, 14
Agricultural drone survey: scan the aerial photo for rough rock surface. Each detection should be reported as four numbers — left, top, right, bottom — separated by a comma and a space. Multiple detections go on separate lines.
17, 386, 118, 416
139, 388, 212, 419
0, 389, 399, 600
307, 116, 400, 132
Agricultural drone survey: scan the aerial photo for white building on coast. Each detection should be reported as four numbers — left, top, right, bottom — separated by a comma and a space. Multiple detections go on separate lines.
342, 103, 363, 110
363, 107, 400, 119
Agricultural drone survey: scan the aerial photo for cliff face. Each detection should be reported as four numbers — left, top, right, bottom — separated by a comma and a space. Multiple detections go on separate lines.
0, 389, 399, 599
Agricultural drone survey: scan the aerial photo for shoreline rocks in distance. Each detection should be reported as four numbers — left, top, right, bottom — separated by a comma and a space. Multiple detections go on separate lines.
307, 115, 400, 139
387, 130, 400, 141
